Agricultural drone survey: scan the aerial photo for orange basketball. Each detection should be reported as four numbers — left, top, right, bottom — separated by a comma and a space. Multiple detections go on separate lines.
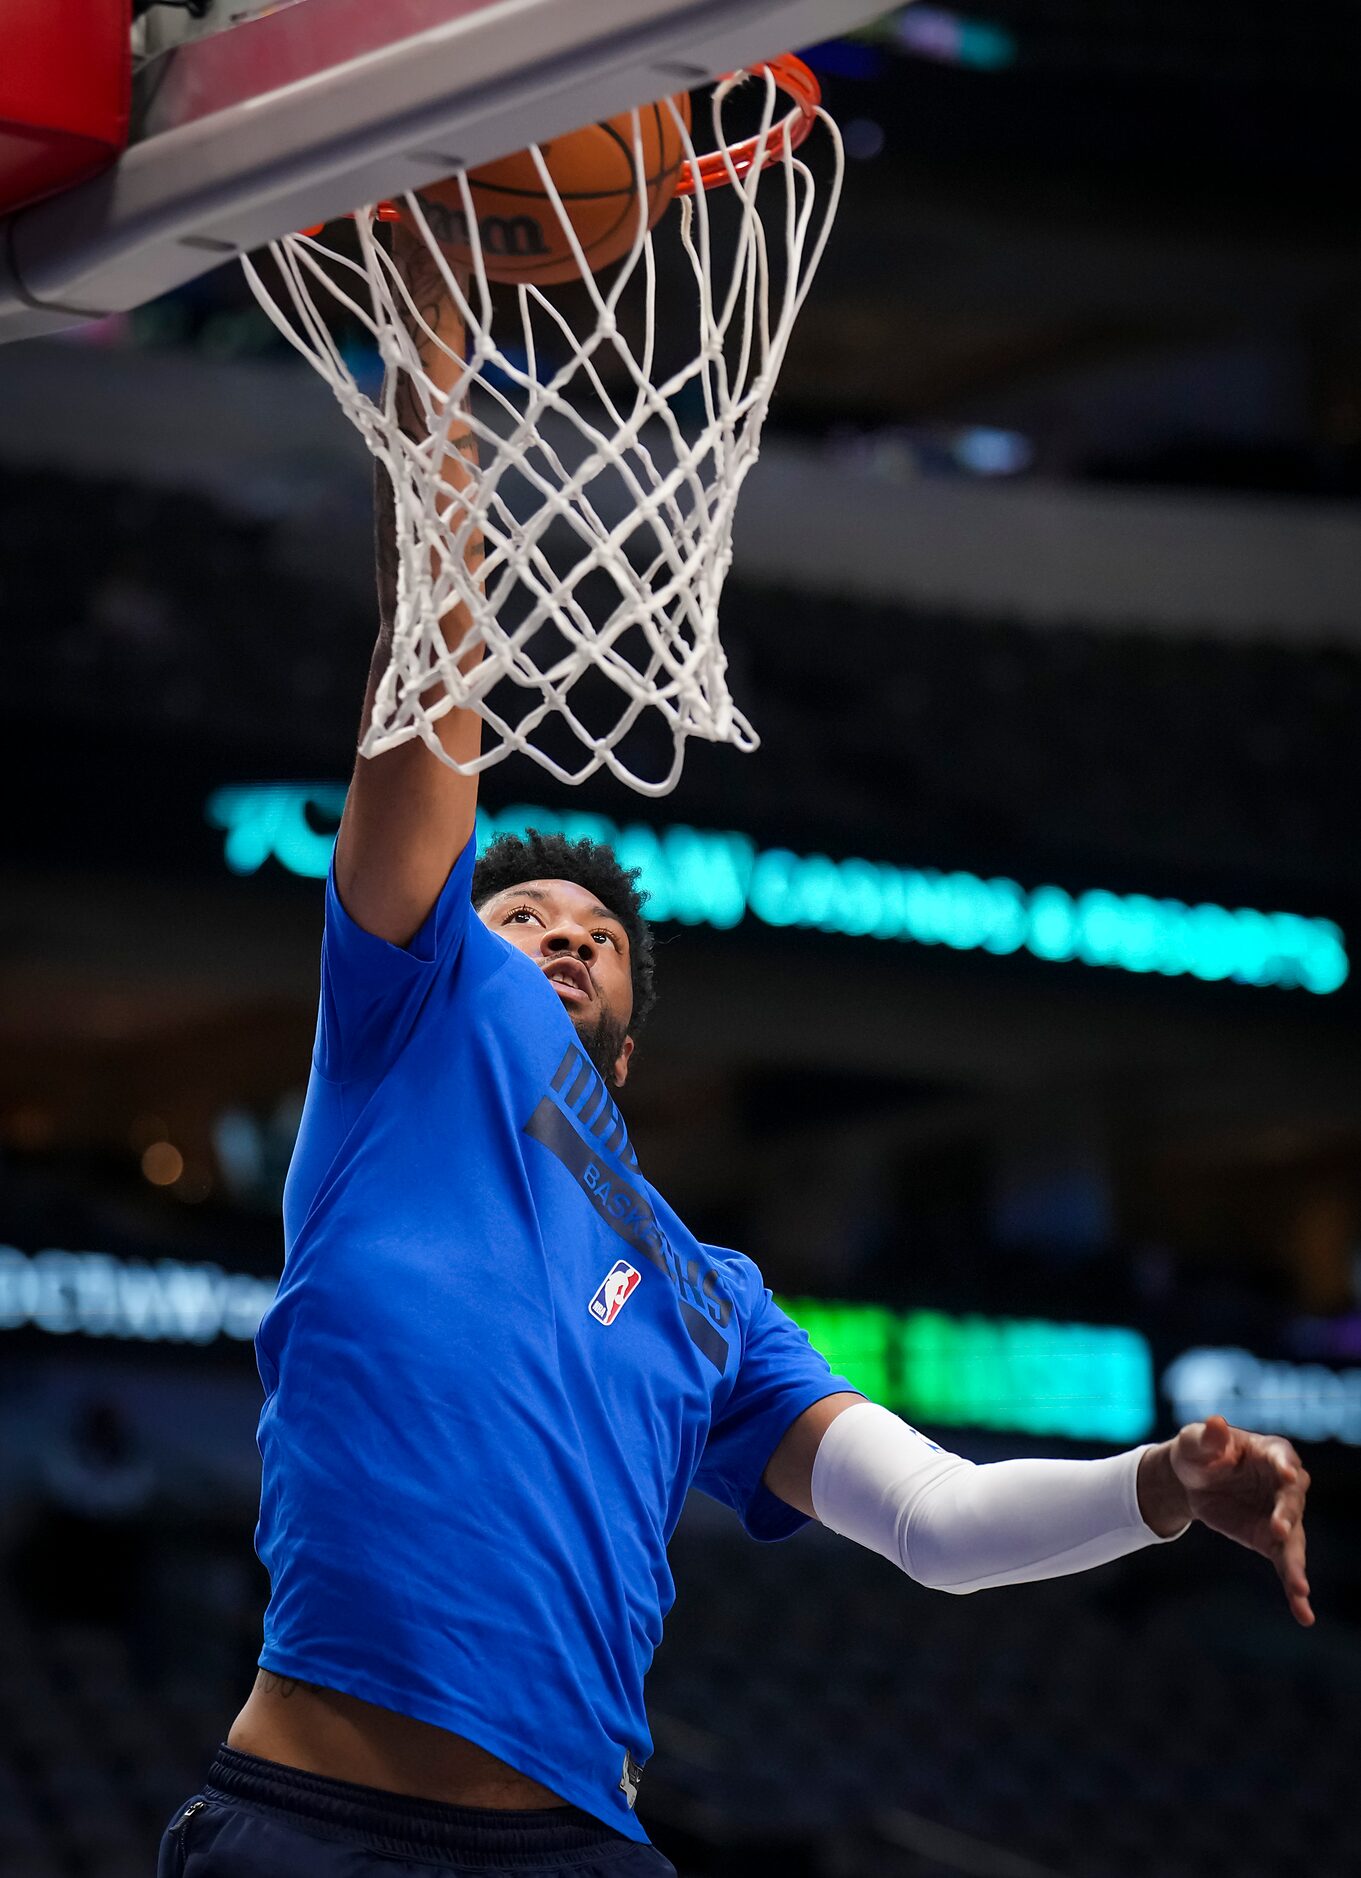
410, 92, 693, 286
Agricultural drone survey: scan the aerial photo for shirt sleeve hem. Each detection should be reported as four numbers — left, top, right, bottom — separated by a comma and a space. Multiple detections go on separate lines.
326, 830, 477, 969
740, 1381, 860, 1544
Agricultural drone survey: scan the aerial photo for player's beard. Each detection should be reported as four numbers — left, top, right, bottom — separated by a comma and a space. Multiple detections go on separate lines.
575, 1004, 630, 1088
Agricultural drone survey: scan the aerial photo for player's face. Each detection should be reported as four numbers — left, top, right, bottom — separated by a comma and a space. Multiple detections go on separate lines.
479, 879, 635, 1088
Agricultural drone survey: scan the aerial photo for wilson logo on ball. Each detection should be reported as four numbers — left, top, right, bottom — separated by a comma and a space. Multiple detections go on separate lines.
416, 200, 550, 260
402, 91, 693, 286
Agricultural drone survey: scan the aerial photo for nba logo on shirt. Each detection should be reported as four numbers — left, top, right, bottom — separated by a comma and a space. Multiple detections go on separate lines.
589, 1261, 641, 1326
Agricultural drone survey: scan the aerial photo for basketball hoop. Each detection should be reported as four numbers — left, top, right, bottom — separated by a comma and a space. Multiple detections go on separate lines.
675, 53, 823, 194
241, 58, 842, 795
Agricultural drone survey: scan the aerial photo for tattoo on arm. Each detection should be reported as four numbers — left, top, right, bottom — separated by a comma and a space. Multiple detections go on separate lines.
374, 461, 399, 648
392, 238, 453, 437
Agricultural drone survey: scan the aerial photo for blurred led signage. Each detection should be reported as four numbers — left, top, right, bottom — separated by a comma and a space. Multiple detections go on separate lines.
0, 1238, 1150, 1443
778, 1299, 1154, 1444
1164, 1346, 1361, 1448
208, 785, 1350, 995
890, 6, 1017, 70
0, 1244, 275, 1345
210, 783, 348, 881
850, 6, 1018, 70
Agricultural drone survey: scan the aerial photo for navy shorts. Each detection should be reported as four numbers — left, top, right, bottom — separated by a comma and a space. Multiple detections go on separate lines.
158, 1746, 677, 1878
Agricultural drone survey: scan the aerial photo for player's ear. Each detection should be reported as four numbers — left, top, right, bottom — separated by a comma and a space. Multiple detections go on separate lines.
611, 1034, 635, 1089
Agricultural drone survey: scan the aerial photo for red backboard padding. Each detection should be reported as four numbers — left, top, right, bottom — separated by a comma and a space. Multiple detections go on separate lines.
1, 0, 131, 215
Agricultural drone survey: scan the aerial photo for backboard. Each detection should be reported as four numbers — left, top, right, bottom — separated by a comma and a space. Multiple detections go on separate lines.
0, 0, 885, 343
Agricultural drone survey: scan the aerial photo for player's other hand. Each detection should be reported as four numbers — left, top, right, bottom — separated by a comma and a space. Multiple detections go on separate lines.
1171, 1415, 1314, 1628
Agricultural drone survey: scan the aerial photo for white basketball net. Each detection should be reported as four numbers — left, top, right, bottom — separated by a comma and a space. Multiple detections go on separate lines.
241, 67, 842, 794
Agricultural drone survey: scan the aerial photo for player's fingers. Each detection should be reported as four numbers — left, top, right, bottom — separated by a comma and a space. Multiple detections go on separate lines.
1209, 1415, 1247, 1468
1275, 1522, 1312, 1626
1271, 1443, 1310, 1527
1286, 1564, 1314, 1627
1266, 1435, 1304, 1479
1271, 1477, 1307, 1540
1180, 1416, 1230, 1469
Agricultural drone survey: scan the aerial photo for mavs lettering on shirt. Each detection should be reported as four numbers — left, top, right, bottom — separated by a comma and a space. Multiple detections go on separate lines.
524, 1044, 732, 1372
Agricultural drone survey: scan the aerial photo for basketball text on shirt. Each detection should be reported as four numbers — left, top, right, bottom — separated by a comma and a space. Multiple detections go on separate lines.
525, 1041, 734, 1369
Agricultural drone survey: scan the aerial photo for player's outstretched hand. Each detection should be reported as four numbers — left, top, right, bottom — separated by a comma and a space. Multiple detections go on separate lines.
1170, 1415, 1314, 1628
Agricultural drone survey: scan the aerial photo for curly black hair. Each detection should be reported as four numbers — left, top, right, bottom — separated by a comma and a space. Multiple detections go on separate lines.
471, 829, 657, 1033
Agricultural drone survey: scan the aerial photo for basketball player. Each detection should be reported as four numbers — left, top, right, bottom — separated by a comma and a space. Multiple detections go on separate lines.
159, 224, 1313, 1878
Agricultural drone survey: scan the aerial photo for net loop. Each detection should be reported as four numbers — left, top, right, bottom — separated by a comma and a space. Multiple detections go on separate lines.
244, 58, 843, 795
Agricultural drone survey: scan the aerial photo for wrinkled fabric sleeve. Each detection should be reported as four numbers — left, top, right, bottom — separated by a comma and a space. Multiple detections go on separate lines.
316, 832, 479, 1084
694, 1277, 854, 1543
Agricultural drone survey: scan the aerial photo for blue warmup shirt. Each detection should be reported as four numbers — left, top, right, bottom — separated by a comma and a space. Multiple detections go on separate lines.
255, 833, 850, 1838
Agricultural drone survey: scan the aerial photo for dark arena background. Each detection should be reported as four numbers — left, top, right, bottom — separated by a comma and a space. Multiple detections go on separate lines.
3, 4, 1361, 1875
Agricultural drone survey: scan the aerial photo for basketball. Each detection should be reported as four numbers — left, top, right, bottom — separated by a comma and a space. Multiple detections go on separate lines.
409, 92, 693, 286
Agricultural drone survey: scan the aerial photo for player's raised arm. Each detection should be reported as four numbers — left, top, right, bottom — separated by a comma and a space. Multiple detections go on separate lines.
334, 220, 485, 946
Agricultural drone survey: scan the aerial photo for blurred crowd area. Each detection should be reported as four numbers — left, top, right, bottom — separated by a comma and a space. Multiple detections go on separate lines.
3, 462, 1359, 902
1, 1434, 1358, 1878
4, 0, 1361, 1873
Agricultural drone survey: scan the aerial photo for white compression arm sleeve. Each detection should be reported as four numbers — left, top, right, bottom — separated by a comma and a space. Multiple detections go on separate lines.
810, 1401, 1187, 1595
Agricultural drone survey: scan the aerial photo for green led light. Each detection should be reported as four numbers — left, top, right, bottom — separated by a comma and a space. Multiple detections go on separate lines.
204, 786, 1350, 994
957, 19, 1017, 69
780, 1297, 1155, 1444
782, 1299, 899, 1406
